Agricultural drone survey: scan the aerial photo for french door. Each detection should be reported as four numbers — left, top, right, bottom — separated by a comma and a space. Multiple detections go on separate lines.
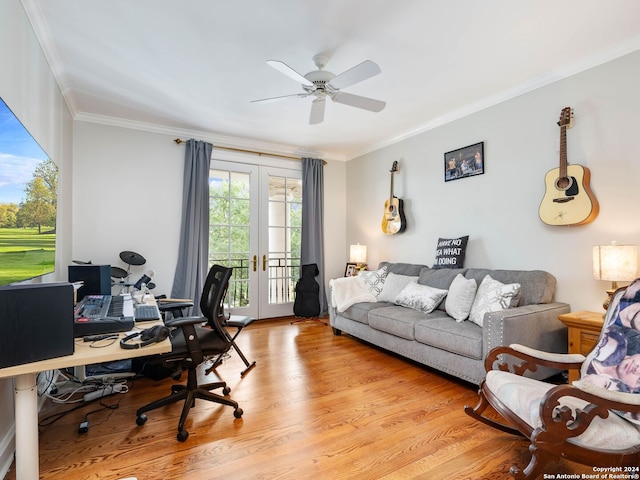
209, 160, 302, 319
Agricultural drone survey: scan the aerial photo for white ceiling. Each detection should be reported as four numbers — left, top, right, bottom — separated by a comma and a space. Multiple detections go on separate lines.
22, 0, 640, 161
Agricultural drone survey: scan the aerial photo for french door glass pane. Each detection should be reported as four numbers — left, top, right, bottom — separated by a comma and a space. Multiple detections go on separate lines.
209, 169, 251, 308
267, 175, 302, 305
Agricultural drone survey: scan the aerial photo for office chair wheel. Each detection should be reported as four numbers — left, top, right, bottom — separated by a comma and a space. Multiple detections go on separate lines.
177, 430, 189, 442
136, 414, 148, 426
233, 407, 243, 418
223, 386, 231, 395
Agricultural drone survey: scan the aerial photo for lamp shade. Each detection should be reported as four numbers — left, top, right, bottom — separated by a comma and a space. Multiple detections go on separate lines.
593, 243, 638, 281
349, 244, 367, 264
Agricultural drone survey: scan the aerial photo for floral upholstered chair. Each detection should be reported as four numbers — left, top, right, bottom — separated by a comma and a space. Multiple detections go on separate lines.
465, 280, 640, 479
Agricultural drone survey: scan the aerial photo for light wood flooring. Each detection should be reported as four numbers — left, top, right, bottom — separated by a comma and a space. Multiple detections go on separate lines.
6, 317, 596, 479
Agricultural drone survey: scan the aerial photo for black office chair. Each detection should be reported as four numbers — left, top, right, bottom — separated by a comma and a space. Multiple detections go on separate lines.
157, 293, 257, 377
206, 313, 256, 377
135, 265, 243, 441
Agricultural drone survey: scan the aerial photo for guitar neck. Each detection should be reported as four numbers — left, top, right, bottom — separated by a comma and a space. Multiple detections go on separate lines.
559, 125, 567, 177
389, 171, 394, 202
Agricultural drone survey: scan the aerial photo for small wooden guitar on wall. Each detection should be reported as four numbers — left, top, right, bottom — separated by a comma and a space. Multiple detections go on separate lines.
381, 161, 406, 234
539, 107, 599, 226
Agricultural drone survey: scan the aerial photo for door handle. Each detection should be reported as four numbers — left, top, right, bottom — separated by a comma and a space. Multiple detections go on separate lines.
252, 255, 257, 272
262, 255, 267, 272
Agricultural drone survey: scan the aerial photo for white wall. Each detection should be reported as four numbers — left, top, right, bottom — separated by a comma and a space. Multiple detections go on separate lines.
73, 122, 185, 295
0, 0, 74, 477
345, 50, 640, 313
73, 121, 348, 300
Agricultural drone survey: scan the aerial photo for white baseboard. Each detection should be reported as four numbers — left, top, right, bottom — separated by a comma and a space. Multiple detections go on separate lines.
0, 420, 15, 480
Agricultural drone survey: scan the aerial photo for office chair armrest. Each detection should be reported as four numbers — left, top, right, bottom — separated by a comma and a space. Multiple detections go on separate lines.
158, 300, 194, 310
164, 315, 206, 328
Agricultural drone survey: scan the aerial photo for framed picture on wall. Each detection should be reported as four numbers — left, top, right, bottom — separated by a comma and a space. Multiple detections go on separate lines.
444, 141, 484, 182
344, 263, 358, 277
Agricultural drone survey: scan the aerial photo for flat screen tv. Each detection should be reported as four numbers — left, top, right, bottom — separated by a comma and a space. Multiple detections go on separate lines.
0, 97, 58, 286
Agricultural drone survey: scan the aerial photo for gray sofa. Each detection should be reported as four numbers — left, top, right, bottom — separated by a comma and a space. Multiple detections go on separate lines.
329, 262, 570, 385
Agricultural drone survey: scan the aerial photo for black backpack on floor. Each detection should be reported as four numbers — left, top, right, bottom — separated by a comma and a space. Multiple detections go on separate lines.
293, 264, 320, 318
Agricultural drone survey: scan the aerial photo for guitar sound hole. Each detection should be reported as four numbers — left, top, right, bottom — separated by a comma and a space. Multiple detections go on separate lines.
555, 176, 573, 191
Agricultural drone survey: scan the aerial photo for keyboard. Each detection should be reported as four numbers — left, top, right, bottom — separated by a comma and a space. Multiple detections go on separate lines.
74, 294, 134, 337
75, 294, 133, 320
134, 304, 160, 321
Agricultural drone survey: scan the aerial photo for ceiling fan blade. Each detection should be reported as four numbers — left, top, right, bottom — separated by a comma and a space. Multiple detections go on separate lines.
309, 97, 326, 125
266, 60, 314, 87
329, 60, 381, 90
332, 91, 386, 112
251, 92, 309, 104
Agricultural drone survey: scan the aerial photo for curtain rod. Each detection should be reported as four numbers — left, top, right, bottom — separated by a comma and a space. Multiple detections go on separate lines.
174, 138, 325, 163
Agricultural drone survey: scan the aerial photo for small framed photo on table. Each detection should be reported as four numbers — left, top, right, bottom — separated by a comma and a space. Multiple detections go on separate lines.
344, 263, 358, 277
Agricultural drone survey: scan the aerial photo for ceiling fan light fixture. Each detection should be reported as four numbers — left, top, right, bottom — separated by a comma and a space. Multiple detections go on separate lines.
254, 54, 385, 124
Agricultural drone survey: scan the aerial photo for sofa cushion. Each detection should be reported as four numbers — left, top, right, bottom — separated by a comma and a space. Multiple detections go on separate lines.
368, 306, 442, 340
464, 268, 556, 305
395, 282, 448, 314
445, 273, 478, 322
418, 267, 467, 289
469, 275, 521, 327
340, 302, 390, 325
415, 316, 483, 359
419, 267, 468, 311
433, 235, 468, 269
378, 262, 428, 276
377, 273, 419, 303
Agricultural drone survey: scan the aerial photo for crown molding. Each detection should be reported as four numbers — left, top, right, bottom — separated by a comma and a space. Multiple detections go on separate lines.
346, 37, 640, 160
20, 0, 78, 117
74, 112, 344, 162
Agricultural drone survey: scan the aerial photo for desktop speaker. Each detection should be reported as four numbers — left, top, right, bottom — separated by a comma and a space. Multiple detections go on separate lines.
0, 282, 75, 369
68, 264, 111, 300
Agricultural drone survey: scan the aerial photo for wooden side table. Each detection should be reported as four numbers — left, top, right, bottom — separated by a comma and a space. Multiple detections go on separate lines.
558, 310, 604, 382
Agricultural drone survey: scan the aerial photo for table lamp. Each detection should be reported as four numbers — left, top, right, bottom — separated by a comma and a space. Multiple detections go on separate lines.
349, 243, 367, 268
593, 242, 638, 311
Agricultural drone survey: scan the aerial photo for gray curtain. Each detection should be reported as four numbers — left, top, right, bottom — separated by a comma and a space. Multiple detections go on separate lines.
301, 157, 327, 315
171, 139, 212, 313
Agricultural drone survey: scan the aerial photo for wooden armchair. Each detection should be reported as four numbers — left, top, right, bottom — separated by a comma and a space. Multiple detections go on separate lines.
465, 286, 640, 479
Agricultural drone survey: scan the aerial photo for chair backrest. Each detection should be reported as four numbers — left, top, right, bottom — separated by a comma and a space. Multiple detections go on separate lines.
199, 265, 233, 336
579, 279, 640, 402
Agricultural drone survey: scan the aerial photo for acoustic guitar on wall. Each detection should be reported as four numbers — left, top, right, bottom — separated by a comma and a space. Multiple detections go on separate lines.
381, 161, 406, 234
539, 107, 599, 226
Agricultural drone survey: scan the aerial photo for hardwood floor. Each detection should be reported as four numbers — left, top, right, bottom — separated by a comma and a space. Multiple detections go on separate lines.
6, 318, 596, 479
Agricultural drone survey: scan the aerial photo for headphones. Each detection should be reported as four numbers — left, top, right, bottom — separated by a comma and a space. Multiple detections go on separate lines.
120, 325, 170, 349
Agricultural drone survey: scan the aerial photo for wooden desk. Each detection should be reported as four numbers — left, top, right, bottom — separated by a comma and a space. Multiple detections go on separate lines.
558, 310, 604, 382
0, 319, 171, 480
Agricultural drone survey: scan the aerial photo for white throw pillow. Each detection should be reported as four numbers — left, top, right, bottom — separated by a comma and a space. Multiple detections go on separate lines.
395, 282, 448, 314
377, 273, 419, 303
445, 273, 478, 322
469, 275, 520, 327
358, 266, 388, 297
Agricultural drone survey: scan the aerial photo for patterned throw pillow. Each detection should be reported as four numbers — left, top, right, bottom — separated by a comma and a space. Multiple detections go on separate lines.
576, 278, 640, 424
377, 273, 419, 303
468, 275, 520, 327
395, 282, 448, 314
433, 235, 468, 269
358, 266, 388, 297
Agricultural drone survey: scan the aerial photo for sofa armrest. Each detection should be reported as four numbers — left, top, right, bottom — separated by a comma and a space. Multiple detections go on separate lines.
483, 302, 571, 359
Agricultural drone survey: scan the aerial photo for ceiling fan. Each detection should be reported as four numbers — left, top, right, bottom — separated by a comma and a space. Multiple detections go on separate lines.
252, 54, 386, 125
